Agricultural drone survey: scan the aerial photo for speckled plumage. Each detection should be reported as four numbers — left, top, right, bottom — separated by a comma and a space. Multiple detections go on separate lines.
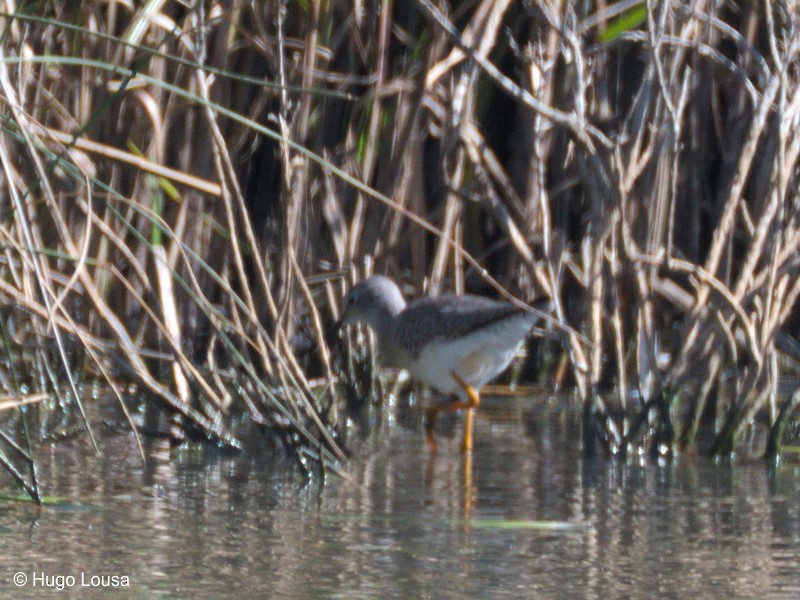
388, 294, 526, 358
341, 275, 546, 399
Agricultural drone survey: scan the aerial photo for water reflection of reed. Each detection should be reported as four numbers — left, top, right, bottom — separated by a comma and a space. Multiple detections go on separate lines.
3, 397, 799, 597
2, 3, 800, 508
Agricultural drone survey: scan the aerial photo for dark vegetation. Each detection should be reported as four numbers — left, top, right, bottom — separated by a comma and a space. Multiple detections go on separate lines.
0, 0, 798, 502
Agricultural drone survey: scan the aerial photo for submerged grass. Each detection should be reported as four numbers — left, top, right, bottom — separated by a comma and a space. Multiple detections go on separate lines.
0, 1, 798, 502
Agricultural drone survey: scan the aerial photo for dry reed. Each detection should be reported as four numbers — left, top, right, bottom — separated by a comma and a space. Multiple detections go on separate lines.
0, 1, 798, 502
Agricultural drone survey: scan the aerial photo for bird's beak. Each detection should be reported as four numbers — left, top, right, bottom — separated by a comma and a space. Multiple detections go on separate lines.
528, 297, 559, 338
530, 297, 554, 318
529, 298, 556, 321
328, 301, 355, 340
325, 316, 344, 348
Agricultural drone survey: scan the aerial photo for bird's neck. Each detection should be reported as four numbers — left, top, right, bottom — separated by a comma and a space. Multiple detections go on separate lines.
366, 300, 404, 340
373, 313, 403, 368
361, 297, 405, 367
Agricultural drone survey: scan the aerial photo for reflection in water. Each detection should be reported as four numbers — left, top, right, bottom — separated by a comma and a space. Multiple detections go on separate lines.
1, 395, 799, 599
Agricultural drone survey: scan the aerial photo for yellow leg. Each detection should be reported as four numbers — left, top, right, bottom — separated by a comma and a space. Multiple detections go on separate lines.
424, 371, 480, 453
463, 405, 475, 453
463, 448, 474, 518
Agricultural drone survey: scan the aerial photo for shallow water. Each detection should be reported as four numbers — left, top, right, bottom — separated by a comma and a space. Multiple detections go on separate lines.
2, 395, 799, 599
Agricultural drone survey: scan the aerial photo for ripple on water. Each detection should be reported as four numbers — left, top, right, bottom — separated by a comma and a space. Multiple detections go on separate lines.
1, 396, 799, 599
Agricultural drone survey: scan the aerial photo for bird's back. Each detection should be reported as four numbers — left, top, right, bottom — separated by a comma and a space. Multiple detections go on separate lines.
390, 294, 532, 359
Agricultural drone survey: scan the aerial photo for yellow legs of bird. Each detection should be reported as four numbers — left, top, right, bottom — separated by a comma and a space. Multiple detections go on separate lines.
425, 371, 481, 453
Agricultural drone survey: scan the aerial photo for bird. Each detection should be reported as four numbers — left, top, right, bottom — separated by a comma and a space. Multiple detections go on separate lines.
338, 275, 549, 452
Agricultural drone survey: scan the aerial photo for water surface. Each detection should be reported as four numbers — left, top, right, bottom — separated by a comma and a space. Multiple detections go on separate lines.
1, 395, 799, 599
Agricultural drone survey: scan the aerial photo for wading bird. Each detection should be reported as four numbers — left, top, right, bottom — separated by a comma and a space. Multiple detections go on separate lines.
339, 275, 549, 452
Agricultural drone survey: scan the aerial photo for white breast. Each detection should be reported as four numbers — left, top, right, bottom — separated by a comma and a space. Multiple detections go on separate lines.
400, 313, 535, 399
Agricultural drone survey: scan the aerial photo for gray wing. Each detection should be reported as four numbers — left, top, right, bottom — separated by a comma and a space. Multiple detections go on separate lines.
391, 294, 525, 358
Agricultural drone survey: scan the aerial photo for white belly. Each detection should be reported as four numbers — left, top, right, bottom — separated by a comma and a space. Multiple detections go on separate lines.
402, 313, 533, 398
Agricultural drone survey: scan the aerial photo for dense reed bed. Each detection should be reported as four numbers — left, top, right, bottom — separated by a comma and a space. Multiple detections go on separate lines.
0, 1, 798, 502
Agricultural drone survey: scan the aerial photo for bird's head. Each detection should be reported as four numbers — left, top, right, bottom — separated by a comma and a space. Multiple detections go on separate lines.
339, 275, 407, 331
